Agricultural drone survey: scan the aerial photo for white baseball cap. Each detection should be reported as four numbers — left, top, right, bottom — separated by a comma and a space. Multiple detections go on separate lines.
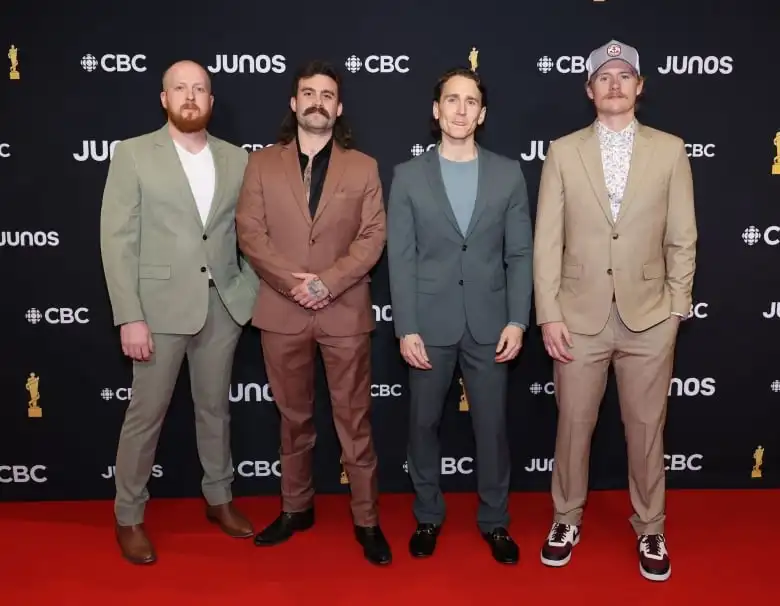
586, 39, 641, 79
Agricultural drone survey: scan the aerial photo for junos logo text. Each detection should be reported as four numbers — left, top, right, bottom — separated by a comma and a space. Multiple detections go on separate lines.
26, 307, 89, 325
0, 465, 47, 483
74, 140, 119, 162
521, 140, 550, 161
0, 143, 10, 158
81, 53, 146, 73
525, 458, 554, 472
668, 377, 716, 397
373, 304, 392, 322
665, 454, 702, 471
345, 55, 410, 74
237, 460, 281, 478
403, 457, 473, 475
763, 302, 780, 319
0, 231, 60, 247
537, 55, 587, 74
229, 383, 274, 403
207, 54, 286, 74
743, 226, 780, 246
658, 56, 733, 75
102, 464, 162, 479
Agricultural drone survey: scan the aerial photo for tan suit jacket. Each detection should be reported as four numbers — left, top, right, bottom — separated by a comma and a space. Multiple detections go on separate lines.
100, 125, 259, 334
533, 121, 697, 335
235, 140, 386, 337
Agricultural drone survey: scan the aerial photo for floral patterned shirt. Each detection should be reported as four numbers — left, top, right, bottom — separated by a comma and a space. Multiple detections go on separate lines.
595, 119, 636, 222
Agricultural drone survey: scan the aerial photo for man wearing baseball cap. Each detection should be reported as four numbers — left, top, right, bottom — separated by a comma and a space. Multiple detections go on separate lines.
533, 39, 697, 582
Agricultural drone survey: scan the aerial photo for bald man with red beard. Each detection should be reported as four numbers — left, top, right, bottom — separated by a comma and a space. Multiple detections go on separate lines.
100, 60, 260, 565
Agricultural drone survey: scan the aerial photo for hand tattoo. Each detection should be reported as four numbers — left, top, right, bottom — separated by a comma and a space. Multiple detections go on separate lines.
307, 278, 326, 299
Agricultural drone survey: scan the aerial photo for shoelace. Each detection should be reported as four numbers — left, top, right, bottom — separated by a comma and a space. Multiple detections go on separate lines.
415, 526, 436, 536
550, 523, 570, 544
642, 534, 664, 556
490, 530, 514, 542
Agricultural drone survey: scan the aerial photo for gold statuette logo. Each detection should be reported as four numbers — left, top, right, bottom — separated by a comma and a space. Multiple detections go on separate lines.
458, 377, 469, 411
26, 373, 42, 418
469, 47, 479, 72
8, 45, 19, 80
339, 455, 349, 485
772, 131, 780, 175
751, 445, 764, 478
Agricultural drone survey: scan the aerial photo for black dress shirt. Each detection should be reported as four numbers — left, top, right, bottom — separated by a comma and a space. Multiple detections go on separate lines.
296, 136, 334, 217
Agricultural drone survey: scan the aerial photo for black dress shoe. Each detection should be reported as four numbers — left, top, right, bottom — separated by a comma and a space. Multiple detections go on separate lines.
409, 523, 441, 557
253, 509, 314, 546
355, 525, 392, 565
482, 527, 519, 564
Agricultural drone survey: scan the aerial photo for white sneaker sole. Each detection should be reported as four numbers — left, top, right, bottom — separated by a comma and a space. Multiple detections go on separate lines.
640, 562, 671, 582
540, 532, 580, 567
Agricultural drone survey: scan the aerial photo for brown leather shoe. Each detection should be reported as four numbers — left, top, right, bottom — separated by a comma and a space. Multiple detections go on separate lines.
115, 523, 156, 565
206, 502, 254, 538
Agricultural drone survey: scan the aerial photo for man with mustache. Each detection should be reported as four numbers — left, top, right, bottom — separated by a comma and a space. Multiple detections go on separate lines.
533, 40, 697, 581
100, 59, 259, 564
236, 60, 390, 565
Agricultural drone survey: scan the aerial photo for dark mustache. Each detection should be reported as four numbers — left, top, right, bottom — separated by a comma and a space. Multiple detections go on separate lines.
304, 106, 330, 118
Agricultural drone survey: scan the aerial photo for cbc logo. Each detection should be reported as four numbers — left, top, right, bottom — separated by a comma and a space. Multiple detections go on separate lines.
411, 143, 436, 157
345, 55, 410, 74
687, 302, 709, 319
229, 383, 274, 403
81, 53, 146, 73
658, 56, 733, 75
403, 457, 473, 475
237, 460, 281, 478
74, 140, 119, 162
371, 384, 402, 397
206, 54, 286, 74
685, 144, 715, 158
529, 381, 555, 396
25, 307, 89, 325
241, 144, 275, 151
0, 143, 10, 157
0, 465, 47, 483
101, 388, 132, 401
664, 454, 703, 471
742, 225, 780, 246
372, 304, 392, 322
668, 377, 716, 397
537, 55, 587, 74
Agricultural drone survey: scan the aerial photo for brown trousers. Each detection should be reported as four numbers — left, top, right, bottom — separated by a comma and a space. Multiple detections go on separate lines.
551, 303, 679, 536
261, 317, 378, 527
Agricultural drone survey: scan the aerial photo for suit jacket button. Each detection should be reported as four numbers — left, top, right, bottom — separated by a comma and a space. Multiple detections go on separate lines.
462, 244, 467, 251
458, 279, 464, 285
612, 233, 618, 239
200, 266, 207, 273
202, 234, 208, 240
607, 269, 613, 275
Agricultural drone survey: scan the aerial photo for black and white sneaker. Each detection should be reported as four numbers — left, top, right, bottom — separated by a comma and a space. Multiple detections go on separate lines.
638, 534, 671, 581
540, 522, 580, 567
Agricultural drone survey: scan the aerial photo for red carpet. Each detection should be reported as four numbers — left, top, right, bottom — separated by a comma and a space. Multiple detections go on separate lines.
1, 490, 775, 605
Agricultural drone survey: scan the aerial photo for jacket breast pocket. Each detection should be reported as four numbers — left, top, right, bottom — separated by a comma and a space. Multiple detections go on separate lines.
139, 264, 171, 280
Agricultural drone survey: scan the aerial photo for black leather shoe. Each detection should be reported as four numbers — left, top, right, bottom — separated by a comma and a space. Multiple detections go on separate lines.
409, 523, 441, 557
355, 525, 392, 565
482, 527, 519, 564
253, 509, 314, 546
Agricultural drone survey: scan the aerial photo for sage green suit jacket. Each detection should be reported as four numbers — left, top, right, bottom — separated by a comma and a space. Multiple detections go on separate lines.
100, 124, 259, 334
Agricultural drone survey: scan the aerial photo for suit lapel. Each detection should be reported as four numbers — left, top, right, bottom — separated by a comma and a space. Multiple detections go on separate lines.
464, 146, 489, 239
578, 126, 614, 225
280, 142, 312, 225
615, 124, 654, 224
313, 144, 348, 225
423, 149, 463, 238
203, 135, 229, 231
153, 126, 204, 229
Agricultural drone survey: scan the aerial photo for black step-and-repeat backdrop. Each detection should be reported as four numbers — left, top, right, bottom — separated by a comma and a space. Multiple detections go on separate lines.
2, 1, 778, 502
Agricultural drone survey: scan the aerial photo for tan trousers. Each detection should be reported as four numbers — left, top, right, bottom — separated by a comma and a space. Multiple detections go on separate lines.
550, 303, 679, 536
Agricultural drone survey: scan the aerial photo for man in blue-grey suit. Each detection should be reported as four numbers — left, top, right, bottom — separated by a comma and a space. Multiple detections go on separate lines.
386, 67, 533, 565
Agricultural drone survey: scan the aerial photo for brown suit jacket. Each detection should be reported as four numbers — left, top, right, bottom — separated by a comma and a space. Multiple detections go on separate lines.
533, 121, 697, 335
235, 139, 386, 336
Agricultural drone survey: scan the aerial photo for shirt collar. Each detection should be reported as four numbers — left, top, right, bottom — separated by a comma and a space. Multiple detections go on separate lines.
296, 135, 334, 161
595, 119, 636, 140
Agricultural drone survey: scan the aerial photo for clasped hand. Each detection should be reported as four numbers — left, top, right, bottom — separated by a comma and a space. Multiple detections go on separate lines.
290, 272, 331, 309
